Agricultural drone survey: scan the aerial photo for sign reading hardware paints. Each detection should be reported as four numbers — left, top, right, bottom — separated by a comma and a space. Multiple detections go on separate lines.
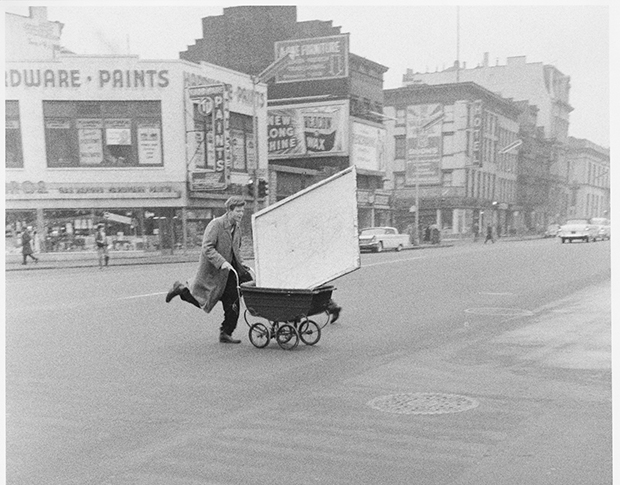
268, 102, 347, 159
274, 34, 349, 83
6, 68, 170, 88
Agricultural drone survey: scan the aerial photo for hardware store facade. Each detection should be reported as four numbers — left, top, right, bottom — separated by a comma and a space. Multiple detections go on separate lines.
5, 55, 268, 253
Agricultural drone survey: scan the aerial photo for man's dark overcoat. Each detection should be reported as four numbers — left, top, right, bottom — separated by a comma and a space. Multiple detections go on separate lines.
189, 214, 245, 313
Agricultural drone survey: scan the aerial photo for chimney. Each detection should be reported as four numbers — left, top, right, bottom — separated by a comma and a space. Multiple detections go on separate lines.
29, 7, 48, 21
483, 52, 489, 67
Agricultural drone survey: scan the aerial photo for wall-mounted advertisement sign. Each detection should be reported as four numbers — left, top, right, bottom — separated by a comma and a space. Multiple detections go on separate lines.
351, 121, 386, 172
274, 34, 349, 83
470, 100, 483, 166
188, 84, 231, 190
405, 103, 443, 185
268, 102, 348, 159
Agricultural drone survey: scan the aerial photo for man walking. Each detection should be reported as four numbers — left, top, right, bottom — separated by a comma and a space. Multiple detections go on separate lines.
165, 196, 251, 344
21, 226, 39, 265
95, 224, 110, 269
484, 224, 495, 244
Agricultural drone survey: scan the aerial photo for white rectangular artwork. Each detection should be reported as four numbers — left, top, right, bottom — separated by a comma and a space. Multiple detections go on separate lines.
252, 166, 360, 289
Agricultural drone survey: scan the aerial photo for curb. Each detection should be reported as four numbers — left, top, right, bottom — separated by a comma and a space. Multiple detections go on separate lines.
5, 237, 543, 271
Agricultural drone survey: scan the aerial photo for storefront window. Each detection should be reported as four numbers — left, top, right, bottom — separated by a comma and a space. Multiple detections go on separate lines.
43, 101, 163, 168
5, 100, 23, 168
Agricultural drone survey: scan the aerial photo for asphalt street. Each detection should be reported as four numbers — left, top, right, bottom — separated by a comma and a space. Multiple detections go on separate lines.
5, 237, 612, 485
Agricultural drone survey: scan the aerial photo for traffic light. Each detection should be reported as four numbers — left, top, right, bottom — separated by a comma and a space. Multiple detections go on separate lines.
245, 179, 255, 198
258, 178, 269, 199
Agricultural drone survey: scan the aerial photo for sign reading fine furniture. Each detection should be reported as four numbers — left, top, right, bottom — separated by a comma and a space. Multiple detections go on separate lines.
274, 34, 349, 83
188, 84, 231, 190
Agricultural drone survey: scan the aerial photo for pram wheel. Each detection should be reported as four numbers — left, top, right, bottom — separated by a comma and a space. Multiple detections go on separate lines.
249, 323, 270, 348
298, 319, 321, 346
276, 324, 299, 350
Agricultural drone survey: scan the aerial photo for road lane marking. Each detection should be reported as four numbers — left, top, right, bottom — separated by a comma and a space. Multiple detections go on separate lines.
362, 255, 425, 268
118, 257, 425, 299
118, 291, 166, 300
465, 307, 534, 316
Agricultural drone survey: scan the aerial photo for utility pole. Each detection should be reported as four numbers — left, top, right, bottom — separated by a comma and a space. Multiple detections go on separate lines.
456, 6, 460, 83
250, 54, 291, 208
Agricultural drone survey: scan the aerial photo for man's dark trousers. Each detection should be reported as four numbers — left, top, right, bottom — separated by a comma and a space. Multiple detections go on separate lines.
178, 271, 240, 335
219, 271, 240, 336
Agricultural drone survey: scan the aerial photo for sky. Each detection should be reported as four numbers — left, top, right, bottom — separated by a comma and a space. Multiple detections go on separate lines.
2, 2, 613, 148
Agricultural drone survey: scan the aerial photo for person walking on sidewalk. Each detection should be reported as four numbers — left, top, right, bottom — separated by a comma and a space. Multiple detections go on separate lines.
165, 196, 252, 344
95, 224, 110, 269
484, 223, 495, 244
473, 222, 480, 242
21, 227, 39, 265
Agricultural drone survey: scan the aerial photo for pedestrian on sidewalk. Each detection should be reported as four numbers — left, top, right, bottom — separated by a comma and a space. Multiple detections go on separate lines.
484, 224, 495, 244
95, 224, 110, 269
165, 196, 253, 344
21, 227, 39, 265
473, 222, 480, 242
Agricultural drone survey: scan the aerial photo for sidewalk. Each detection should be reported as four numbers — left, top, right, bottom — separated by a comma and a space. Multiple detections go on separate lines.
5, 234, 544, 271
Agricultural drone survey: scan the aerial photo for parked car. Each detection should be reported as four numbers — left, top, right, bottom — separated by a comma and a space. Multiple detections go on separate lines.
359, 227, 410, 252
558, 219, 600, 243
590, 217, 611, 240
544, 223, 561, 238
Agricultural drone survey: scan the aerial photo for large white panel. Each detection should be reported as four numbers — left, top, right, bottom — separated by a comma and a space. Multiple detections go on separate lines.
252, 166, 360, 289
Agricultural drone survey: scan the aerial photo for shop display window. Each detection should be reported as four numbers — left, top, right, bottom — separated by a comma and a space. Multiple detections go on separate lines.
5, 100, 23, 168
43, 101, 163, 168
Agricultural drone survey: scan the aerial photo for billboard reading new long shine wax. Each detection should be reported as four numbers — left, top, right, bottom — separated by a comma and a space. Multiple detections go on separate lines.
405, 104, 443, 185
268, 102, 348, 159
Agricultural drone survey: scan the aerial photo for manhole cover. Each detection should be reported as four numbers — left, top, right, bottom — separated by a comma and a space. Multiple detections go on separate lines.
367, 393, 479, 415
465, 307, 533, 316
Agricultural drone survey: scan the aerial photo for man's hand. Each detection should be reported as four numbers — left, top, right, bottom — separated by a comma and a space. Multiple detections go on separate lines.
221, 261, 233, 271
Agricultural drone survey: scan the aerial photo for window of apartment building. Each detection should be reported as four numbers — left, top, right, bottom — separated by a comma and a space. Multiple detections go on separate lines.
6, 100, 23, 168
442, 170, 453, 187
396, 108, 406, 126
394, 135, 406, 159
43, 101, 163, 168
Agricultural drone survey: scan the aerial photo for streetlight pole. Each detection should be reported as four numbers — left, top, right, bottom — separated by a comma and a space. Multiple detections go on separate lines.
250, 54, 291, 208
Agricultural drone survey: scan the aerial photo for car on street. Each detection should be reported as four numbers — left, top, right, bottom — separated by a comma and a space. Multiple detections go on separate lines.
590, 217, 611, 240
359, 227, 410, 252
558, 218, 600, 243
544, 223, 561, 238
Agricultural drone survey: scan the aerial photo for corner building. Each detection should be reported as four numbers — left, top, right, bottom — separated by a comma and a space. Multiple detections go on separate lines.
181, 5, 393, 229
383, 82, 522, 237
5, 9, 268, 254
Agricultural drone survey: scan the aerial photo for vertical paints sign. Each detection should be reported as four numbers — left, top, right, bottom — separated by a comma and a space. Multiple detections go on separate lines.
188, 84, 231, 190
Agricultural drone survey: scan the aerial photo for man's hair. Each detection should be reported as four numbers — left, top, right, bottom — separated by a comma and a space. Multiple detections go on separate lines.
225, 196, 246, 211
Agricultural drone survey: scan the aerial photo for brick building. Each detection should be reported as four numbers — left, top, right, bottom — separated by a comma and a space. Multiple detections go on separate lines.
383, 82, 522, 238
565, 137, 610, 219
180, 6, 392, 228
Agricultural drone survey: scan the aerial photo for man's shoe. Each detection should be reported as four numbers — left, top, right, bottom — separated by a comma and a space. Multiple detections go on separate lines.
329, 305, 342, 324
165, 281, 184, 303
219, 332, 241, 344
